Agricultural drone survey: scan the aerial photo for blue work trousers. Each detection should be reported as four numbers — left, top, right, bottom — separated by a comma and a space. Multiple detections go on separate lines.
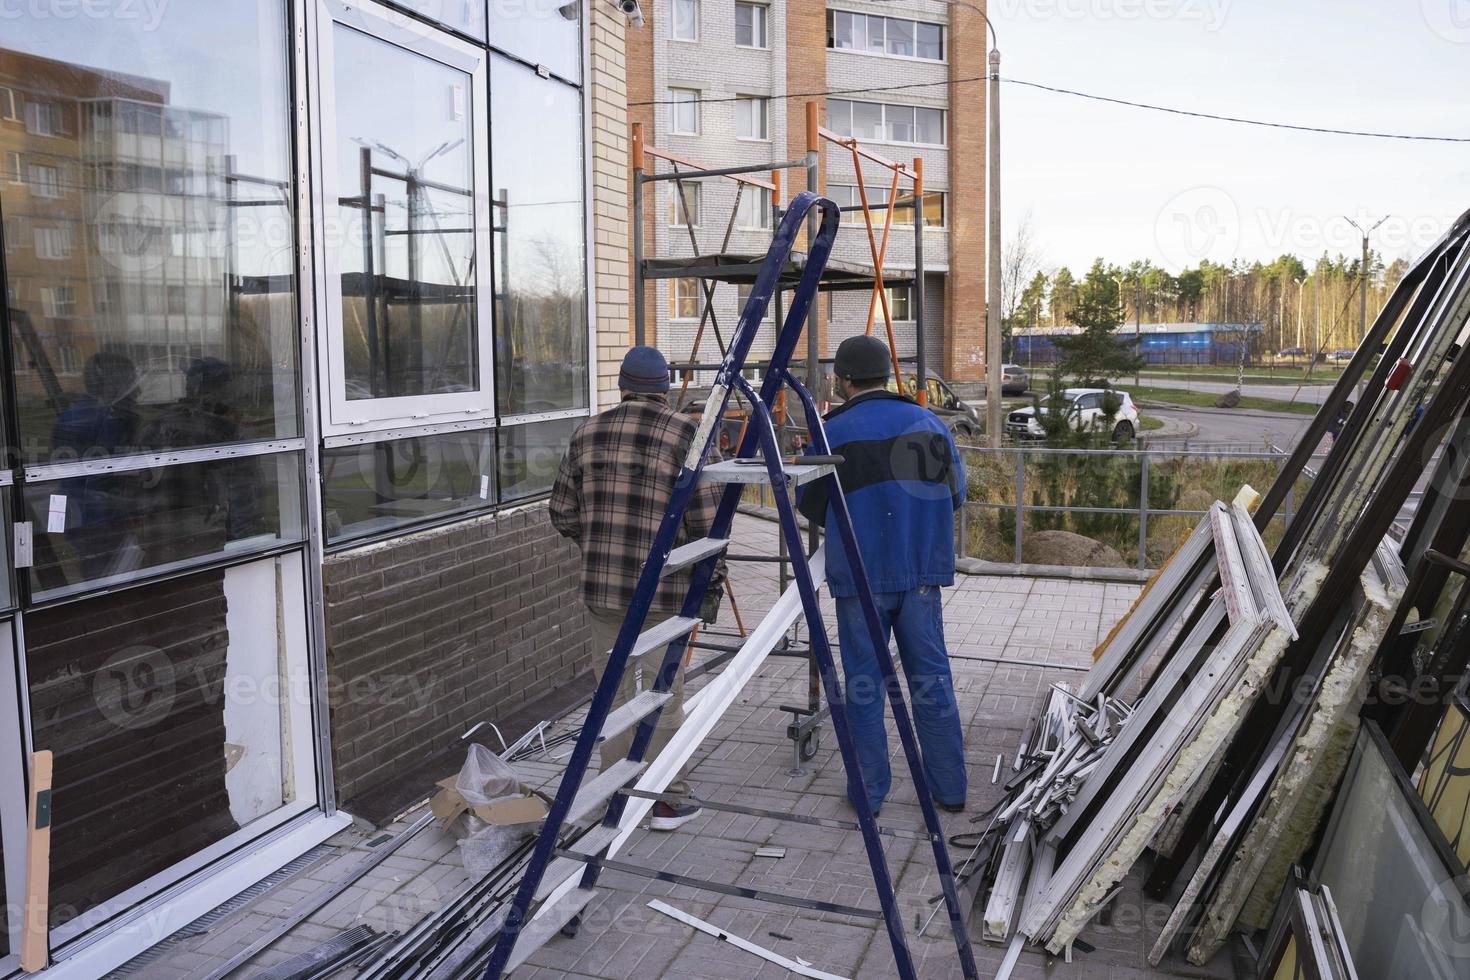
834, 585, 967, 813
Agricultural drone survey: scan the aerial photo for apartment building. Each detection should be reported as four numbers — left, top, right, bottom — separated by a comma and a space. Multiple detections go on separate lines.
629, 0, 989, 383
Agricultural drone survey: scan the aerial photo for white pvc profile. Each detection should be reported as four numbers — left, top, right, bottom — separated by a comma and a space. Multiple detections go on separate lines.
648, 899, 852, 980
22, 439, 305, 483
321, 418, 496, 449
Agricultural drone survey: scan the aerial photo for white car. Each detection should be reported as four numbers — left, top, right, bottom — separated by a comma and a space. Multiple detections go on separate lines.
1004, 387, 1141, 442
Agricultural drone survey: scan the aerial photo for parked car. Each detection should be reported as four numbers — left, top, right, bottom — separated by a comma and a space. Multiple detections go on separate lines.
1277, 347, 1307, 359
1330, 348, 1357, 362
1005, 387, 1141, 443
1001, 364, 1028, 395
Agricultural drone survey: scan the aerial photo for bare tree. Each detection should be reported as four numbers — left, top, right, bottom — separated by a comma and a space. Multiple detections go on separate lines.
1002, 211, 1044, 330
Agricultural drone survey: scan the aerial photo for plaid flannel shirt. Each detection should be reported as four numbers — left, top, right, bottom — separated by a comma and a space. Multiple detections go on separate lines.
550, 393, 723, 613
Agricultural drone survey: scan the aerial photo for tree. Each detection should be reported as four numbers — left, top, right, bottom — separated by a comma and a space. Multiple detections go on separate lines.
1012, 271, 1048, 354
1002, 212, 1045, 354
1051, 259, 1144, 385
1049, 267, 1077, 326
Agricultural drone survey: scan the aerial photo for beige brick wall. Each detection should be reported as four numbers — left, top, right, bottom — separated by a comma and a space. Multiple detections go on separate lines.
946, 0, 988, 382
592, 2, 633, 408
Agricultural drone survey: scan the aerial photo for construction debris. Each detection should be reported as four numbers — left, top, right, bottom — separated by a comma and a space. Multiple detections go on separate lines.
648, 899, 851, 980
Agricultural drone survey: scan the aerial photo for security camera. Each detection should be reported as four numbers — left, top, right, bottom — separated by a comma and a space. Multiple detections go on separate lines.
616, 0, 645, 28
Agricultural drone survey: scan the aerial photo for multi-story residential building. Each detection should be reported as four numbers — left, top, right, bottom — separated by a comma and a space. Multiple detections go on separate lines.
629, 0, 988, 384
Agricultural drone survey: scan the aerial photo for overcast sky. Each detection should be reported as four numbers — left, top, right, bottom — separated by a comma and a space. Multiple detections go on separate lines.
989, 0, 1470, 276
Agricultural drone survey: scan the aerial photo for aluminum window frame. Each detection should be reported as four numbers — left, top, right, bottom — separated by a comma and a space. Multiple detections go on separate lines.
307, 0, 497, 438
826, 9, 946, 64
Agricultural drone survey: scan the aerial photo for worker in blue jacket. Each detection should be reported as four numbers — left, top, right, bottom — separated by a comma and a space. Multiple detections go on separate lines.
797, 335, 968, 815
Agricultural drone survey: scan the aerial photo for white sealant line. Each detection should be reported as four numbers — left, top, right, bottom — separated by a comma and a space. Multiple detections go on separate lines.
648, 898, 852, 980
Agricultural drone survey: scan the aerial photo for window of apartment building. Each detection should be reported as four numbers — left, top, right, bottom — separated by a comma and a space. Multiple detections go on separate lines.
737, 282, 771, 319
24, 98, 70, 137
829, 184, 943, 228
895, 189, 945, 227
670, 277, 703, 320
887, 285, 914, 321
3, 151, 19, 183
40, 285, 76, 318
828, 10, 945, 61
669, 87, 700, 134
827, 99, 945, 146
668, 182, 701, 226
735, 2, 768, 48
735, 95, 768, 140
0, 86, 16, 120
28, 162, 62, 199
735, 185, 771, 229
33, 224, 73, 259
672, 0, 699, 41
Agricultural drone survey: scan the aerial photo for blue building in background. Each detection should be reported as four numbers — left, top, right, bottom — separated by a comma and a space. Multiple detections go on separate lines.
1012, 322, 1264, 367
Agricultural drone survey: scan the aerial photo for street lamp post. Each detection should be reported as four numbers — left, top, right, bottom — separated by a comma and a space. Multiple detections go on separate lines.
1344, 215, 1389, 346
986, 46, 1003, 447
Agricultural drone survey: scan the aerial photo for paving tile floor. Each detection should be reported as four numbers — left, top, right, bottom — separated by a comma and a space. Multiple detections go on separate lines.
120, 514, 1238, 980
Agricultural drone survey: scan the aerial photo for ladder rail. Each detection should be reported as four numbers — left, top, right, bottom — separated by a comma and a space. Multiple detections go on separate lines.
782, 368, 981, 977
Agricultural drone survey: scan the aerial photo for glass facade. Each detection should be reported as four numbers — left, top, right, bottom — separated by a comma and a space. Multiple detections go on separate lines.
0, 0, 590, 955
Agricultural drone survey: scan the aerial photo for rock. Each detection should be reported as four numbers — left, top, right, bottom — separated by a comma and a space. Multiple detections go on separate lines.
1021, 530, 1125, 568
1215, 388, 1242, 409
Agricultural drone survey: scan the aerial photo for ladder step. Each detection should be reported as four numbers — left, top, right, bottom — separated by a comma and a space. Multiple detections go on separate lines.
701, 458, 835, 486
621, 616, 701, 661
661, 537, 729, 576
534, 825, 621, 902
565, 759, 648, 826
596, 690, 673, 743
504, 887, 598, 973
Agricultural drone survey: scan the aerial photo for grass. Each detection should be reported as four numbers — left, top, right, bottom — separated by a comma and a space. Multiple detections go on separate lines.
1028, 365, 1347, 387
1128, 385, 1321, 417
1139, 414, 1166, 432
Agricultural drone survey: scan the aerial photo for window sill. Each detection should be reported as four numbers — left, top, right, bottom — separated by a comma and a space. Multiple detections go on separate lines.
827, 47, 946, 66
734, 136, 771, 144
734, 44, 770, 51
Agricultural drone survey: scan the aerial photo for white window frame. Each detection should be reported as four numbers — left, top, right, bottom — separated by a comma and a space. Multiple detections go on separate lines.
28, 162, 62, 199
737, 282, 771, 320
887, 285, 914, 321
671, 0, 699, 41
735, 185, 771, 230
34, 224, 72, 259
668, 182, 701, 227
826, 99, 945, 148
670, 277, 702, 321
668, 87, 700, 135
828, 9, 946, 63
734, 95, 768, 141
307, 0, 496, 437
40, 284, 76, 318
734, 2, 768, 49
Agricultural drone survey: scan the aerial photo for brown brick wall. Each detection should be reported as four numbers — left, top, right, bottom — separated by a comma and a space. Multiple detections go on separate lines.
786, 0, 829, 359
945, 1, 988, 382
625, 3, 656, 354
594, 2, 634, 408
323, 503, 591, 802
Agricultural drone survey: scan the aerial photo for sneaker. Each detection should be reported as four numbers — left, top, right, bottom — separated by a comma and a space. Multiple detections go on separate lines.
649, 800, 702, 831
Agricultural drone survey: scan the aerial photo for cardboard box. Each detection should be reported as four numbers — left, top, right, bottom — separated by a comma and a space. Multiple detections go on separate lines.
429, 777, 550, 830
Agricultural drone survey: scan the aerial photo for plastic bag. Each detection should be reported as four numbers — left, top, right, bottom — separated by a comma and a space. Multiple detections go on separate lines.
456, 817, 525, 872
454, 743, 523, 806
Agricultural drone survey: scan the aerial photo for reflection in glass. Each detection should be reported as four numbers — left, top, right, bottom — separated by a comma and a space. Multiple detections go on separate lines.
334, 26, 479, 403
490, 0, 583, 82
491, 58, 588, 416
395, 0, 487, 39
499, 416, 578, 500
323, 428, 495, 543
0, 2, 300, 464
25, 452, 303, 599
27, 557, 301, 923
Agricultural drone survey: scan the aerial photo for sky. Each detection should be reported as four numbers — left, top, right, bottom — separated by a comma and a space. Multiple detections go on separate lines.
985, 0, 1470, 276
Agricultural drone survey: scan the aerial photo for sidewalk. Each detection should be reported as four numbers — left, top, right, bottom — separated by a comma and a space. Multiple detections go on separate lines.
117, 514, 1233, 980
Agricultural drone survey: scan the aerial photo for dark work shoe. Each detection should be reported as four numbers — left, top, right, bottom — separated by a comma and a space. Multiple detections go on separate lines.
934, 798, 966, 813
650, 800, 702, 831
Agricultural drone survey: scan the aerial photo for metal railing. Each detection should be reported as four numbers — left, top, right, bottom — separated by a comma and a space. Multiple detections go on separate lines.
954, 443, 1328, 571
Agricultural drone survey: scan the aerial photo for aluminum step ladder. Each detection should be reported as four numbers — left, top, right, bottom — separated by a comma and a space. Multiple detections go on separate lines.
481, 191, 979, 980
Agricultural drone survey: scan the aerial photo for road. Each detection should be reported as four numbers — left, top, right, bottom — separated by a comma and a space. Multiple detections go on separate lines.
1142, 403, 1316, 450
1126, 375, 1337, 407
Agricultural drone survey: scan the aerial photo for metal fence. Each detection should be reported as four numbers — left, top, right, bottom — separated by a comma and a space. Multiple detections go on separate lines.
954, 443, 1329, 570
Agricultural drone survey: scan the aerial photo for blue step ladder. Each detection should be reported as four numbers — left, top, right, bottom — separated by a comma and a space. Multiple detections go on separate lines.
481, 191, 979, 979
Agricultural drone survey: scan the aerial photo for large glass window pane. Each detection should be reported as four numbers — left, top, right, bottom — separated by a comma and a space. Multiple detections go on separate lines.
735, 97, 768, 140
827, 99, 853, 138
395, 0, 486, 38
887, 19, 915, 57
887, 104, 916, 143
735, 3, 767, 47
668, 183, 700, 227
499, 416, 579, 500
672, 0, 698, 41
829, 10, 859, 50
333, 26, 479, 407
852, 101, 884, 141
916, 22, 944, 60
488, 0, 583, 82
491, 58, 588, 417
916, 106, 945, 145
1, 1, 299, 465
26, 553, 311, 924
735, 187, 770, 229
323, 428, 495, 543
669, 88, 699, 134
865, 15, 886, 53
24, 452, 304, 599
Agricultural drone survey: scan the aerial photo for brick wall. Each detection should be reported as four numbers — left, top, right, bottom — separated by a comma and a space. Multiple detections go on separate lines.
323, 503, 591, 802
596, 1, 635, 408
786, 0, 828, 360
625, 0, 655, 360
945, 0, 988, 382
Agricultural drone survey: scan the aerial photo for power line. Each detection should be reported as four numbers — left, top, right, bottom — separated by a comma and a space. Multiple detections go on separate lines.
630, 75, 1470, 144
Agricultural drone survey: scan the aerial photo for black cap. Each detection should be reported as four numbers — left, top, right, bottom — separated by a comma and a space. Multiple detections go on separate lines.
834, 335, 892, 381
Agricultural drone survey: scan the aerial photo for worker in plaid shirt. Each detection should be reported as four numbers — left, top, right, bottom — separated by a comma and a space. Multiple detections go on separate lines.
550, 346, 722, 832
